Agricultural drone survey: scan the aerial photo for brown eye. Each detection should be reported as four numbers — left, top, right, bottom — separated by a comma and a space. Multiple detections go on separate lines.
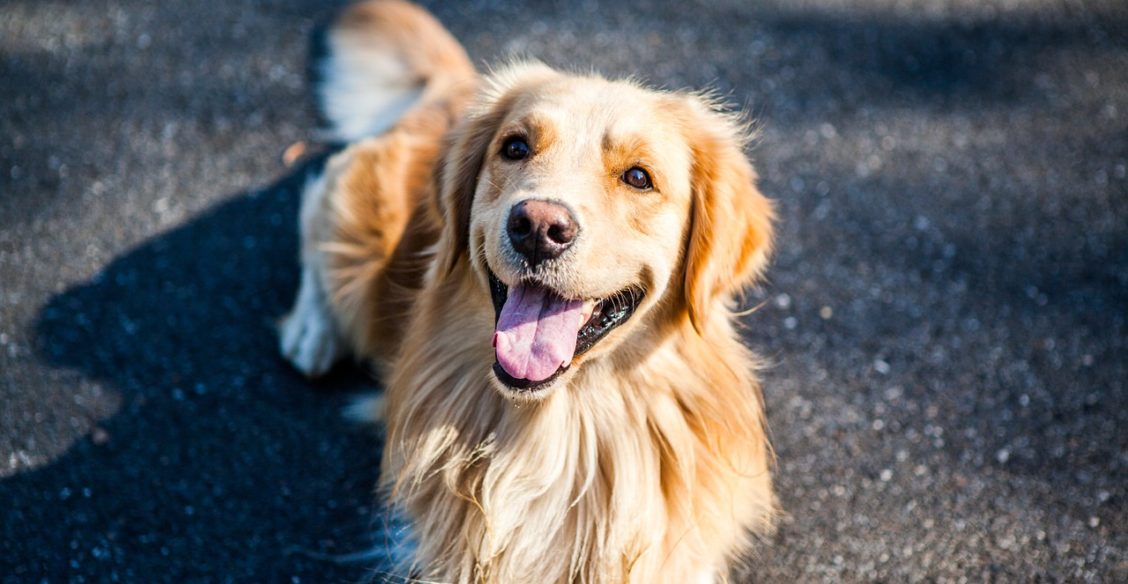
502, 137, 530, 160
622, 167, 652, 190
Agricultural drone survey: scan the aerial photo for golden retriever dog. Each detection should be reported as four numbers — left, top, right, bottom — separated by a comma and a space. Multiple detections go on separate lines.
279, 1, 777, 581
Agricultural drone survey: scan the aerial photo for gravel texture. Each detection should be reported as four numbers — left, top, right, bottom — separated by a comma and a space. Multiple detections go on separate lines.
2, 0, 1126, 581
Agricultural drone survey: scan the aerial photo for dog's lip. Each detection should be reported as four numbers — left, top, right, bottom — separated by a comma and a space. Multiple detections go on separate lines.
487, 269, 644, 392
492, 361, 568, 392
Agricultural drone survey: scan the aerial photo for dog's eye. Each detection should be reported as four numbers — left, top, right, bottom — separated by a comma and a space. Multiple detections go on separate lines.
502, 137, 531, 161
621, 167, 652, 190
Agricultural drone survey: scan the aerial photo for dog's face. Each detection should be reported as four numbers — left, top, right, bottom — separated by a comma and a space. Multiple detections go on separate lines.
435, 64, 774, 398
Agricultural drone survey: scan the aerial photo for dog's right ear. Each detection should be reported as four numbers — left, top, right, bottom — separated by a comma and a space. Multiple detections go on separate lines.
433, 62, 558, 274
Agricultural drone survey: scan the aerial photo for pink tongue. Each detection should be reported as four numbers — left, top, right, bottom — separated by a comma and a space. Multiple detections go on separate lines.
493, 283, 585, 383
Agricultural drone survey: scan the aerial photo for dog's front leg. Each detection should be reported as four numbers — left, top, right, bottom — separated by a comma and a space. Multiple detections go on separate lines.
279, 172, 348, 377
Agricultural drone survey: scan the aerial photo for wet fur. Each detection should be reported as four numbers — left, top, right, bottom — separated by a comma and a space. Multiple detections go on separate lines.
281, 1, 778, 581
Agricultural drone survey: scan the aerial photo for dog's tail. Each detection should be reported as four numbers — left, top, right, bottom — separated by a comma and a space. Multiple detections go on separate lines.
315, 0, 475, 143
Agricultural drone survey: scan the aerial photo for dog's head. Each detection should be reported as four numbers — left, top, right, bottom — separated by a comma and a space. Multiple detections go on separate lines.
433, 63, 774, 398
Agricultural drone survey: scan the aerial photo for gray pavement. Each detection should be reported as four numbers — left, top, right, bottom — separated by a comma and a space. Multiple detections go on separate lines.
2, 0, 1126, 581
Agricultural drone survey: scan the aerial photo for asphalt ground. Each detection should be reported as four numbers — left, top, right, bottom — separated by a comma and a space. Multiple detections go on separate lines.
2, 0, 1126, 581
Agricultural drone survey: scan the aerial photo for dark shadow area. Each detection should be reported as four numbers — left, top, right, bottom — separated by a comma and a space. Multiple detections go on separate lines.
747, 5, 1128, 107
1, 155, 392, 581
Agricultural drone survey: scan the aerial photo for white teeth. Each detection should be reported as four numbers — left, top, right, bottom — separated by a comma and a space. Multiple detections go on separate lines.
580, 299, 598, 325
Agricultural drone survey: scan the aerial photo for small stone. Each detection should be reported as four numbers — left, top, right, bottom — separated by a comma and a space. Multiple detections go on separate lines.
874, 359, 891, 375
91, 427, 110, 446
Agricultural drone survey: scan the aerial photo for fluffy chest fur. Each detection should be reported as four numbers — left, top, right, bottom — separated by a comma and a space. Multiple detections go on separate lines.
380, 271, 774, 583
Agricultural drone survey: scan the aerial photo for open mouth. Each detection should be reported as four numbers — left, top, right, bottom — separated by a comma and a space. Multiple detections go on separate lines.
488, 270, 643, 392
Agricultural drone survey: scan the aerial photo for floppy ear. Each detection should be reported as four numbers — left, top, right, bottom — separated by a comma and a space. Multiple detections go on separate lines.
432, 99, 507, 275
432, 62, 558, 274
680, 97, 776, 333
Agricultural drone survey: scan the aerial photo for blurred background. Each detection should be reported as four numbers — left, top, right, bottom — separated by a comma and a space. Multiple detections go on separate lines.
1, 0, 1125, 581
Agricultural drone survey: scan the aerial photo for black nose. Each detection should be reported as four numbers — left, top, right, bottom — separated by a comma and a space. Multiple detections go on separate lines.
506, 199, 578, 267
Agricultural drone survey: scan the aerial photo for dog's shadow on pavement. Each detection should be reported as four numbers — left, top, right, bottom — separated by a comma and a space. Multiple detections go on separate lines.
12, 154, 392, 580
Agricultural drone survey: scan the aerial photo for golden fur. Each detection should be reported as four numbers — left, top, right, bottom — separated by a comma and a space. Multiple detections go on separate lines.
281, 1, 778, 581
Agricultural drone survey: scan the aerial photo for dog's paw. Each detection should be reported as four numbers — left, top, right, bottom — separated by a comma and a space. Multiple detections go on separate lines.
279, 269, 346, 377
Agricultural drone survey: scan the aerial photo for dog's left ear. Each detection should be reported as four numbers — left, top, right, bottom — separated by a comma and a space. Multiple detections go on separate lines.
678, 96, 776, 333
